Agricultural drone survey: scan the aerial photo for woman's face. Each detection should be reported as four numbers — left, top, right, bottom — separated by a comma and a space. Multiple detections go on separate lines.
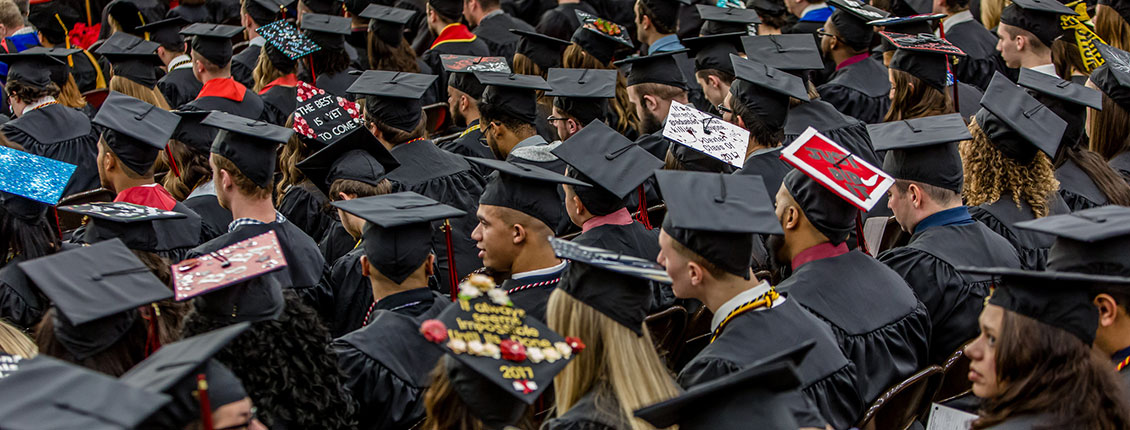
1085, 78, 1099, 140
966, 304, 1004, 398
888, 68, 898, 102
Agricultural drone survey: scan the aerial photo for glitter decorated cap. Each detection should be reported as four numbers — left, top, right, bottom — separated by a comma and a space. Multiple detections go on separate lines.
0, 145, 76, 205
257, 20, 321, 60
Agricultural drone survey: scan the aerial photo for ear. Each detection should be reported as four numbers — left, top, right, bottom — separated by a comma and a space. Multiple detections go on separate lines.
571, 194, 586, 216
907, 183, 922, 208
512, 222, 527, 245
783, 205, 801, 231
568, 118, 581, 134
360, 254, 371, 277
735, 113, 746, 129
1096, 294, 1121, 328
425, 254, 436, 277
218, 168, 233, 190
687, 260, 705, 286
642, 94, 658, 112
337, 192, 352, 201
706, 75, 721, 89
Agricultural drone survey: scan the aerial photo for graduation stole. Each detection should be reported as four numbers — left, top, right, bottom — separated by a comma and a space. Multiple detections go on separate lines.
1061, 0, 1105, 73
710, 287, 780, 343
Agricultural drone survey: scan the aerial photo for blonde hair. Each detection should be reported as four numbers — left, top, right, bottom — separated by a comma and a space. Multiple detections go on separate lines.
276, 116, 313, 200
563, 43, 640, 136
0, 319, 36, 358
961, 118, 1060, 217
252, 47, 292, 93
980, 0, 1009, 30
57, 74, 88, 110
547, 290, 680, 430
108, 76, 171, 110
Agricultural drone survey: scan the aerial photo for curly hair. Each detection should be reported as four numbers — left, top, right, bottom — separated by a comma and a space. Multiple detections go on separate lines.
885, 68, 953, 122
275, 117, 313, 199
181, 290, 358, 429
6, 80, 60, 102
162, 140, 213, 201
961, 118, 1060, 217
563, 43, 640, 136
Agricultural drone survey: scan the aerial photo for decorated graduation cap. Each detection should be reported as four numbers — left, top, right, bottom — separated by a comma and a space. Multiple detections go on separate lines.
296, 126, 400, 196
347, 70, 437, 132
827, 0, 890, 51
551, 121, 663, 215
332, 192, 465, 283
572, 10, 634, 64
17, 46, 80, 88
657, 170, 782, 279
442, 55, 510, 99
476, 71, 553, 125
696, 5, 760, 35
180, 23, 243, 66
740, 34, 825, 72
244, 0, 292, 25
258, 19, 322, 61
93, 91, 180, 174
0, 356, 172, 429
97, 32, 164, 88
868, 13, 946, 36
614, 49, 688, 89
511, 29, 571, 71
292, 81, 364, 150
172, 230, 288, 323
1087, 42, 1130, 110
730, 54, 807, 130
545, 68, 617, 125
880, 31, 966, 90
0, 145, 76, 206
682, 32, 745, 75
419, 275, 580, 427
1017, 67, 1102, 150
361, 4, 416, 46
552, 238, 671, 335
0, 49, 67, 88
868, 113, 969, 193
975, 72, 1066, 163
663, 100, 750, 171
957, 265, 1099, 345
469, 157, 589, 229
121, 323, 251, 429
61, 200, 202, 254
136, 17, 189, 48
301, 13, 351, 52
999, 0, 1077, 47
204, 110, 295, 189
18, 239, 172, 360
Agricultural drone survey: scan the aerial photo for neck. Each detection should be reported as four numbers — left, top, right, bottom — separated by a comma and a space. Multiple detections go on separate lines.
111, 176, 155, 194
228, 194, 277, 223
833, 49, 861, 67
369, 273, 427, 302
942, 8, 965, 17
701, 276, 760, 314
39, 39, 54, 48
474, 7, 498, 25
643, 31, 668, 47
784, 232, 828, 263
1019, 54, 1052, 70
510, 244, 562, 275
464, 110, 481, 124
746, 139, 773, 157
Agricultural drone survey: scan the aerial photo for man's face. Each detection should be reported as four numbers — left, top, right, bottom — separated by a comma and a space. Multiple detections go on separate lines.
886, 184, 916, 233
448, 87, 467, 128
208, 154, 229, 209
96, 141, 113, 191
996, 24, 1023, 68
630, 86, 665, 134
721, 91, 737, 126
657, 230, 695, 299
550, 105, 574, 140
471, 205, 519, 273
697, 74, 727, 108
818, 19, 836, 57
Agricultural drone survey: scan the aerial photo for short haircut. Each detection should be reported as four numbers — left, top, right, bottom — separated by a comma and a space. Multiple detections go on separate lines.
430, 3, 461, 23
98, 139, 156, 179
192, 51, 228, 73
893, 178, 961, 205
731, 94, 784, 147
476, 0, 500, 9
211, 153, 272, 199
565, 168, 626, 216
635, 0, 674, 34
0, 0, 22, 29
695, 69, 735, 86
631, 82, 686, 102
480, 101, 535, 132
667, 231, 729, 279
328, 178, 392, 201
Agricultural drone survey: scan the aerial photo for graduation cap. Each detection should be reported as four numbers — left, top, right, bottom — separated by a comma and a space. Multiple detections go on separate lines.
999, 0, 1077, 46
869, 113, 969, 193
975, 72, 1066, 163
292, 81, 364, 149
106, 0, 151, 36
296, 127, 400, 196
750, 0, 786, 16
97, 32, 164, 88
301, 13, 351, 51
59, 201, 202, 254
0, 356, 172, 429
740, 34, 825, 72
868, 13, 946, 36
258, 19, 322, 60
244, 0, 292, 24
476, 71, 553, 125
657, 170, 782, 279
347, 70, 436, 132
730, 54, 807, 129
511, 29, 571, 70
1017, 67, 1101, 150
1092, 42, 1130, 111
551, 121, 662, 214
614, 50, 688, 89
956, 265, 1099, 344
93, 91, 181, 174
427, 0, 463, 20
16, 46, 80, 88
120, 323, 251, 429
552, 238, 670, 335
171, 110, 214, 154
441, 55, 510, 99
637, 0, 680, 29
469, 157, 589, 229
180, 23, 243, 66
173, 231, 288, 323
682, 32, 744, 75
18, 239, 172, 360
27, 3, 83, 45
696, 5, 760, 35
1010, 206, 1130, 283
880, 31, 965, 89
545, 68, 617, 125
0, 49, 67, 88
0, 145, 76, 205
572, 10, 633, 64
135, 17, 189, 48
662, 100, 750, 170
826, 0, 890, 51
361, 5, 416, 46
332, 192, 466, 283
203, 110, 295, 189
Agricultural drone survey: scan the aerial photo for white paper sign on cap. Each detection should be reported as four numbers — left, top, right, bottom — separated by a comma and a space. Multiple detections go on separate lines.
662, 101, 750, 168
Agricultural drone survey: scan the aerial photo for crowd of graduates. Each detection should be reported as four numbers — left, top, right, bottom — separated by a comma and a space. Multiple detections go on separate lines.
4, 0, 1130, 428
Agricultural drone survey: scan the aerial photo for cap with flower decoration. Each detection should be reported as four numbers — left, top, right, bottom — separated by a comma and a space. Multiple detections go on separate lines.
441, 54, 510, 99
571, 10, 633, 64
292, 81, 364, 150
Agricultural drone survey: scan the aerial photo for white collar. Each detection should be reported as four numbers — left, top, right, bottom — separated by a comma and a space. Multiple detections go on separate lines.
1029, 63, 1058, 77
939, 10, 974, 36
22, 96, 57, 115
169, 54, 192, 70
711, 280, 780, 331
249, 36, 266, 47
482, 9, 505, 21
511, 260, 567, 281
187, 180, 216, 199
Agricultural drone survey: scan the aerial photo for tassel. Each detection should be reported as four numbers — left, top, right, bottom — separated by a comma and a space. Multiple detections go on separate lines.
196, 374, 214, 430
444, 219, 458, 301
166, 145, 181, 178
308, 57, 317, 83
635, 186, 652, 230
50, 206, 62, 240
142, 303, 161, 356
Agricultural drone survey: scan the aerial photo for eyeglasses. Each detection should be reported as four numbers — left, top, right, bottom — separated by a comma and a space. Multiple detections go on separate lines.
716, 103, 733, 115
546, 116, 570, 123
215, 407, 258, 430
816, 28, 837, 40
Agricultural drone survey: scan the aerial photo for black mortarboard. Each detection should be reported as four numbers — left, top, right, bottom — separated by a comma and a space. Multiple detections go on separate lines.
97, 32, 164, 88
18, 239, 172, 360
868, 13, 946, 36
301, 13, 351, 51
121, 323, 250, 429
999, 0, 1076, 47
476, 71, 553, 125
244, 0, 292, 25
173, 231, 288, 323
957, 266, 1099, 345
1017, 67, 1100, 151
0, 50, 66, 88
881, 31, 966, 90
552, 120, 662, 203
869, 113, 969, 192
135, 17, 189, 48
60, 201, 201, 253
740, 34, 825, 71
827, 0, 889, 51
639, 0, 680, 29
442, 55, 510, 99
750, 0, 786, 15
347, 70, 436, 132
361, 5, 416, 46
1092, 42, 1130, 111
333, 192, 466, 283
614, 50, 688, 89
682, 32, 744, 74
730, 54, 807, 129
93, 91, 180, 174
257, 19, 322, 60
696, 5, 760, 35
19, 46, 80, 88
296, 127, 400, 196
572, 10, 634, 64
552, 238, 670, 335
657, 170, 782, 279
0, 356, 171, 429
782, 168, 859, 245
180, 23, 243, 66
511, 29, 571, 70
0, 141, 76, 206
106, 0, 150, 36
27, 3, 83, 45
470, 157, 589, 229
975, 72, 1066, 163
171, 110, 213, 154
292, 82, 363, 150
545, 68, 616, 125
1012, 205, 1130, 281
203, 110, 294, 189
302, 0, 344, 15
1099, 0, 1130, 25
427, 0, 462, 20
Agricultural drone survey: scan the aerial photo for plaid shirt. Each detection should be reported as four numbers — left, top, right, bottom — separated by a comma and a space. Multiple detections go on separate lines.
228, 212, 288, 232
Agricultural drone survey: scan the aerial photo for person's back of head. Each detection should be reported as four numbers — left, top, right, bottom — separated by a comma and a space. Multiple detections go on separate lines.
1096, 3, 1130, 52
0, 0, 23, 37
962, 116, 1059, 217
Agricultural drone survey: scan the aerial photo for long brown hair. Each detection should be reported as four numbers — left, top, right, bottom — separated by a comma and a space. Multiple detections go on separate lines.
161, 140, 213, 201
108, 76, 172, 110
420, 356, 536, 430
56, 75, 88, 110
884, 68, 954, 122
131, 249, 192, 346
1096, 5, 1130, 52
34, 307, 149, 377
252, 47, 292, 93
972, 310, 1130, 430
563, 43, 640, 136
961, 118, 1060, 217
1053, 38, 1089, 79
1089, 88, 1130, 161
276, 116, 315, 200
1059, 145, 1130, 206
367, 33, 421, 73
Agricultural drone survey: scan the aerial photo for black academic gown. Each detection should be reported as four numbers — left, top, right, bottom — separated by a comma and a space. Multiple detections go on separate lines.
953, 82, 984, 122
737, 147, 792, 197
501, 263, 567, 322
69, 50, 110, 94
969, 192, 1070, 271
277, 181, 334, 245
677, 298, 863, 429
634, 131, 671, 165
387, 139, 486, 292
260, 85, 297, 126
572, 221, 659, 261
1057, 158, 1110, 211
183, 183, 232, 241
188, 220, 326, 300
230, 43, 261, 89
420, 37, 491, 104
311, 68, 361, 99
157, 67, 203, 110
784, 99, 881, 168
318, 248, 447, 338
505, 141, 575, 236
534, 2, 597, 41
348, 29, 370, 70
878, 221, 1021, 364
1120, 366, 1130, 392
3, 104, 100, 198
0, 257, 49, 331
320, 221, 357, 270
333, 298, 448, 430
437, 120, 495, 178
540, 383, 631, 430
944, 19, 1008, 91
780, 249, 931, 404
817, 57, 892, 124
473, 11, 535, 59
1111, 152, 1130, 185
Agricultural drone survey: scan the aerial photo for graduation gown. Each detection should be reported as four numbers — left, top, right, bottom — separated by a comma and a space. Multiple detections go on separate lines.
3, 103, 100, 198
969, 192, 1070, 271
320, 221, 357, 270
348, 29, 370, 70
501, 262, 567, 322
189, 219, 325, 299
259, 84, 297, 126
737, 147, 792, 198
312, 68, 361, 99
157, 66, 203, 110
183, 181, 232, 241
277, 181, 334, 245
473, 11, 535, 59
1121, 366, 1130, 392
0, 258, 49, 331
784, 99, 880, 167
1057, 157, 1110, 211
387, 139, 487, 292
534, 2, 597, 41
69, 50, 110, 94
437, 121, 494, 177
230, 43, 260, 89
878, 220, 1021, 364
634, 131, 671, 165
572, 221, 659, 261
322, 242, 439, 337
953, 82, 984, 122
817, 56, 892, 124
780, 248, 931, 404
420, 25, 491, 104
179, 78, 267, 122
943, 18, 1008, 91
540, 383, 631, 430
677, 298, 863, 429
333, 298, 448, 430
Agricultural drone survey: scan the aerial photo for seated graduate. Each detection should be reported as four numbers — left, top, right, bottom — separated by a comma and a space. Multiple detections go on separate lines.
167, 111, 234, 237
475, 70, 560, 169
965, 73, 1070, 270
467, 157, 588, 321
145, 17, 204, 110
178, 23, 268, 121
615, 51, 688, 162
26, 1, 110, 94
680, 27, 742, 110
815, 0, 891, 125
773, 165, 930, 404
253, 20, 318, 126
435, 54, 504, 166
20, 46, 94, 117
877, 29, 960, 122
995, 0, 1077, 77
544, 68, 617, 142
727, 55, 806, 197
418, 0, 490, 103
872, 114, 1023, 364
541, 239, 681, 430
332, 192, 466, 430
509, 30, 571, 143
97, 32, 173, 109
417, 276, 577, 430
232, 0, 291, 88
656, 170, 861, 429
564, 15, 641, 139
299, 14, 360, 98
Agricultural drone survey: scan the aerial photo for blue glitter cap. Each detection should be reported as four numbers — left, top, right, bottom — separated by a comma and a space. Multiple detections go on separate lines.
0, 145, 76, 205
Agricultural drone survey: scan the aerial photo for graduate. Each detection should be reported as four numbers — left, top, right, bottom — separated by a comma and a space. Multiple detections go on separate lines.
871, 114, 1023, 364
179, 23, 268, 120
299, 14, 360, 97
475, 70, 560, 168
996, 0, 1077, 76
695, 4, 760, 35
25, 3, 109, 94
463, 0, 534, 59
727, 54, 807, 197
815, 0, 891, 124
616, 50, 689, 162
544, 68, 617, 141
144, 17, 204, 109
360, 4, 432, 78
254, 20, 320, 126
96, 33, 171, 108
233, 0, 292, 88
878, 30, 965, 122
933, 0, 1006, 91
171, 110, 234, 237
419, 0, 490, 103
565, 12, 640, 139
436, 54, 505, 166
1090, 42, 1130, 185
19, 46, 94, 117
680, 31, 743, 109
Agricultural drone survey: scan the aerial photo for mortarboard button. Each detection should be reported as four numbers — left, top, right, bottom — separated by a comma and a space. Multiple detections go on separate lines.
551, 120, 661, 198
